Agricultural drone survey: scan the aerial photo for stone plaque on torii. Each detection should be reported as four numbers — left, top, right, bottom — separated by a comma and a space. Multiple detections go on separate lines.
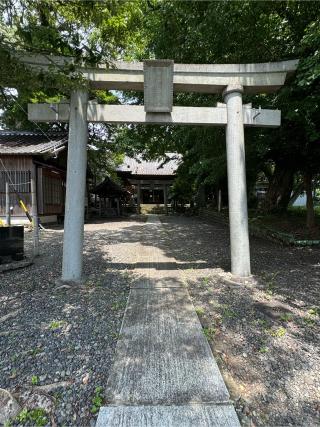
20, 54, 298, 281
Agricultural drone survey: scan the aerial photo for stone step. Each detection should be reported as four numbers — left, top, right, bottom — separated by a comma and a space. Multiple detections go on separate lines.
96, 403, 240, 427
96, 215, 240, 427
105, 287, 230, 405
140, 204, 167, 215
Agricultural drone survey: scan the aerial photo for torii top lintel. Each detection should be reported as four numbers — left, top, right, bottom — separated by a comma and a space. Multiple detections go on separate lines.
18, 53, 298, 94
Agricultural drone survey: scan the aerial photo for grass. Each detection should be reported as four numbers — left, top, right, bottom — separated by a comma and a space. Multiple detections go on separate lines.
110, 331, 122, 340
267, 326, 287, 338
303, 307, 319, 326
201, 276, 210, 287
221, 307, 238, 319
195, 306, 205, 316
86, 279, 103, 287
249, 207, 320, 240
308, 307, 319, 316
303, 316, 316, 326
259, 345, 269, 353
203, 326, 216, 340
111, 300, 127, 311
280, 313, 293, 322
31, 375, 39, 385
16, 408, 48, 427
9, 368, 17, 379
29, 347, 43, 356
49, 320, 66, 330
254, 318, 269, 328
90, 386, 104, 414
287, 206, 320, 217
261, 271, 279, 297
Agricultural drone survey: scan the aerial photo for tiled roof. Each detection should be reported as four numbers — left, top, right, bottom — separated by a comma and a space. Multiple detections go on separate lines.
92, 176, 126, 196
0, 131, 67, 155
117, 154, 180, 176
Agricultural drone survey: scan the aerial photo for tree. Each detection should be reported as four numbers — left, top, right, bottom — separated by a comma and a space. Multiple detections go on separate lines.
115, 1, 320, 224
2, 1, 320, 226
0, 0, 147, 184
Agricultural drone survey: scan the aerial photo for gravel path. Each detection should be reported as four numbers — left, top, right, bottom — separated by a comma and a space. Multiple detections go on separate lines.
0, 218, 145, 427
159, 215, 320, 427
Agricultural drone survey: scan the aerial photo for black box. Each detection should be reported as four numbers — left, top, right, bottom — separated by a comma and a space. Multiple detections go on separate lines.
0, 226, 24, 257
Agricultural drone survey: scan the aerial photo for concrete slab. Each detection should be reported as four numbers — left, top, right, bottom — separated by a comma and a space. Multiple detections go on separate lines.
144, 60, 174, 113
131, 220, 186, 289
96, 404, 240, 427
131, 276, 185, 289
105, 287, 230, 405
96, 215, 239, 426
19, 53, 298, 93
29, 104, 281, 128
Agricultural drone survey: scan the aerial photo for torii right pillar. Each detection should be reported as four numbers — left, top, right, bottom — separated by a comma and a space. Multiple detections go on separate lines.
223, 84, 251, 277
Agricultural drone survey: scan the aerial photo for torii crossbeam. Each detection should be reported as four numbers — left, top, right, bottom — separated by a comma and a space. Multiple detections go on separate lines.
22, 54, 298, 281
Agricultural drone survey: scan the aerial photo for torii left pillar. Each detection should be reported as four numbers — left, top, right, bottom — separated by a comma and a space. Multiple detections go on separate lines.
62, 89, 88, 282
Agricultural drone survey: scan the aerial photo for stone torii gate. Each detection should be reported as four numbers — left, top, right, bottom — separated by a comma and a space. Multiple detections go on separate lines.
24, 55, 298, 281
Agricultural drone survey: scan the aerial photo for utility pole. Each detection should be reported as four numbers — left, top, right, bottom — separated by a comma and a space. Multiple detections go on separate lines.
5, 181, 11, 226
31, 165, 39, 257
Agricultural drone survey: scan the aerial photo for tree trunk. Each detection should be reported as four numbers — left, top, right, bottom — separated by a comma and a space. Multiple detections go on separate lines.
304, 171, 316, 230
288, 180, 304, 206
196, 184, 206, 207
261, 164, 294, 213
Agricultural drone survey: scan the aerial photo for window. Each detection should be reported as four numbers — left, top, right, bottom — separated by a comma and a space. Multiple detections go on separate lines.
43, 175, 62, 205
0, 170, 31, 193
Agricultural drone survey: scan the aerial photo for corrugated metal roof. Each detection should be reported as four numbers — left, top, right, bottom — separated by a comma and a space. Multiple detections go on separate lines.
117, 154, 180, 176
0, 131, 67, 155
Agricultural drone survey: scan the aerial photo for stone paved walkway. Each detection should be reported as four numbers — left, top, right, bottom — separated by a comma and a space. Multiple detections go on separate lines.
96, 215, 240, 426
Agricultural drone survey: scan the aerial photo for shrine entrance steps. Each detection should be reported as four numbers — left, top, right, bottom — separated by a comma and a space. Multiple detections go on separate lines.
96, 215, 240, 427
139, 204, 167, 215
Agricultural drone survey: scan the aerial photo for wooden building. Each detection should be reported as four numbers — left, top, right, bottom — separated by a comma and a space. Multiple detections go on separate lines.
91, 176, 129, 217
0, 131, 67, 224
116, 154, 180, 213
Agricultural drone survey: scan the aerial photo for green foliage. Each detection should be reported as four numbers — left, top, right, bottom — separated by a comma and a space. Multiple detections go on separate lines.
195, 306, 205, 316
86, 278, 103, 288
201, 276, 210, 286
203, 326, 216, 340
90, 386, 104, 414
0, 0, 147, 129
110, 331, 122, 340
303, 316, 315, 326
49, 320, 66, 330
308, 307, 319, 317
116, 1, 320, 212
255, 318, 269, 328
303, 307, 319, 326
267, 326, 287, 338
2, 0, 320, 213
262, 271, 279, 296
280, 313, 293, 322
288, 206, 320, 217
31, 375, 39, 385
221, 307, 238, 320
111, 300, 126, 311
10, 368, 17, 378
16, 408, 48, 427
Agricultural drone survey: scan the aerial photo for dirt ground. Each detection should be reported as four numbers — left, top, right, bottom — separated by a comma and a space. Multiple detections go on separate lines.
1, 214, 319, 426
160, 215, 320, 427
0, 218, 144, 426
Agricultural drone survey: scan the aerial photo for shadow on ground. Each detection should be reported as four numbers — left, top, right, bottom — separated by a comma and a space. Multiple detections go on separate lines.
81, 215, 319, 426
